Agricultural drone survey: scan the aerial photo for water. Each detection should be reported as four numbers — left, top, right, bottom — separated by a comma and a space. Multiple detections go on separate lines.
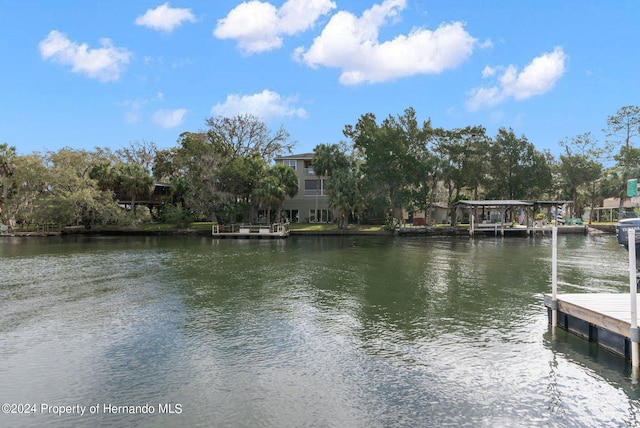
1, 234, 639, 427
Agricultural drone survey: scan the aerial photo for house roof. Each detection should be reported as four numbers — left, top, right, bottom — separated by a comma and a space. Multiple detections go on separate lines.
452, 200, 533, 207
452, 200, 573, 208
274, 153, 314, 160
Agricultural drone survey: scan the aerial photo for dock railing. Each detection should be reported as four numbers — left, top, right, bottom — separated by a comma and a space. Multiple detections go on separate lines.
548, 226, 640, 369
212, 222, 290, 236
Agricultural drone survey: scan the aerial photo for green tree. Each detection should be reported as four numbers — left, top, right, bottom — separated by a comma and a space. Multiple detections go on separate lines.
344, 107, 430, 224
166, 115, 296, 223
604, 105, 640, 153
1, 153, 49, 226
312, 143, 350, 221
169, 132, 225, 221
485, 128, 552, 200
431, 126, 490, 223
252, 164, 298, 223
0, 143, 17, 215
41, 148, 120, 228
116, 140, 157, 174
114, 163, 154, 215
325, 159, 364, 228
205, 114, 295, 162
216, 152, 267, 222
89, 162, 119, 191
555, 133, 603, 218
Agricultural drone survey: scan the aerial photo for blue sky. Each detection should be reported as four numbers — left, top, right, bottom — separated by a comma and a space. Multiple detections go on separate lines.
2, 1, 639, 157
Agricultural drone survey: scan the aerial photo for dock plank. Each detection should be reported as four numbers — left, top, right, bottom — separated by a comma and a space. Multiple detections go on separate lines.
545, 293, 639, 338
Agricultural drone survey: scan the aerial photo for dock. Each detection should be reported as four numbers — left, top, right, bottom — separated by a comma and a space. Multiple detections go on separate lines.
469, 223, 586, 236
543, 293, 638, 359
545, 226, 640, 364
212, 223, 290, 239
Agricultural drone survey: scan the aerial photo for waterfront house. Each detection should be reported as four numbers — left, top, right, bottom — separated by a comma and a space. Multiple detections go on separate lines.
274, 153, 331, 223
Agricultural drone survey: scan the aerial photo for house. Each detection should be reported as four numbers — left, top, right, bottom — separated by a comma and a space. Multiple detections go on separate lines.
597, 196, 640, 221
115, 182, 171, 209
403, 203, 449, 225
274, 153, 331, 223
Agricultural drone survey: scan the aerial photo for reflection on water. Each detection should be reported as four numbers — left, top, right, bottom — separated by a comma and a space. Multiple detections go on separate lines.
0, 234, 638, 427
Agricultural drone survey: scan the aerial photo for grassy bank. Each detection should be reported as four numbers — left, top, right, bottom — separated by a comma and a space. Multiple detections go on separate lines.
8, 221, 615, 237
58, 222, 389, 236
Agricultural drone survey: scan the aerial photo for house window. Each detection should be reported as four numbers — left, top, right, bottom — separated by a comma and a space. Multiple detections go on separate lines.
284, 160, 297, 171
281, 209, 299, 223
309, 209, 331, 223
303, 160, 314, 175
304, 179, 325, 196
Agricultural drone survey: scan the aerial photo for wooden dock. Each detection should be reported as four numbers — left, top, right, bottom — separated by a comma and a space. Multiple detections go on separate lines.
212, 223, 289, 239
544, 293, 638, 360
470, 223, 587, 236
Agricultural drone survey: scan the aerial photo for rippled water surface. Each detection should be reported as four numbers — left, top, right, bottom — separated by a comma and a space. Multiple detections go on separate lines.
1, 234, 640, 427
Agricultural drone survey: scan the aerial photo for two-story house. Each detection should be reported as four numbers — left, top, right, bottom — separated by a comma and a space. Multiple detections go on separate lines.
274, 153, 331, 223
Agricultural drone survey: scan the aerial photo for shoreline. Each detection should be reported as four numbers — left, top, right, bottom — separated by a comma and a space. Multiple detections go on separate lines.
1, 224, 615, 238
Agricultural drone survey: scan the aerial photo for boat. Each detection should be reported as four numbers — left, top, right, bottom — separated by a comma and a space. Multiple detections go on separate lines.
616, 218, 640, 253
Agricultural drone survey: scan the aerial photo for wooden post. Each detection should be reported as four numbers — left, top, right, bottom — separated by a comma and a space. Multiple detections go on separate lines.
629, 228, 639, 368
551, 226, 558, 328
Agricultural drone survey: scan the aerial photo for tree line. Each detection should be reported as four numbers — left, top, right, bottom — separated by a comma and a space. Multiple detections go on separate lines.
1, 105, 639, 230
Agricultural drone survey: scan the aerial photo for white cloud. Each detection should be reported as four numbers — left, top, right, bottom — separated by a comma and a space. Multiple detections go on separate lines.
121, 93, 164, 124
211, 89, 308, 120
466, 47, 567, 111
152, 108, 188, 128
135, 3, 196, 33
478, 38, 493, 49
481, 65, 496, 78
122, 99, 145, 124
39, 30, 131, 82
295, 0, 477, 85
214, 0, 336, 54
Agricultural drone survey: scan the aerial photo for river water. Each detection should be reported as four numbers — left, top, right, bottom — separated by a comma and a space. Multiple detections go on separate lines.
0, 233, 639, 427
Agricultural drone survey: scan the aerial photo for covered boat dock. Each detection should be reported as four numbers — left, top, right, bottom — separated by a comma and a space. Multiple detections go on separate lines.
451, 200, 582, 236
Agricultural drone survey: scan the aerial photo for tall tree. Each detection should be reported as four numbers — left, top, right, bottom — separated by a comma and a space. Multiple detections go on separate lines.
312, 143, 350, 221
485, 128, 552, 200
41, 148, 120, 228
431, 126, 490, 222
116, 140, 157, 174
114, 163, 154, 214
344, 107, 430, 224
170, 132, 225, 221
555, 133, 603, 218
252, 164, 298, 223
325, 159, 364, 228
604, 105, 640, 153
1, 153, 49, 226
0, 143, 17, 214
205, 114, 295, 162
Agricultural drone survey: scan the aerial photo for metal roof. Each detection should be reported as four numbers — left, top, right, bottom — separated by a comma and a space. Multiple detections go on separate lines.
452, 200, 533, 207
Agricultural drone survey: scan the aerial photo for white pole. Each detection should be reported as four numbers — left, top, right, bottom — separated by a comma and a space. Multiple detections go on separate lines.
471, 214, 475, 236
552, 226, 558, 327
629, 228, 639, 367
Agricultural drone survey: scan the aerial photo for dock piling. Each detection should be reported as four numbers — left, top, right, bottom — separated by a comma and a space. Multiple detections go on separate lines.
551, 226, 558, 328
629, 229, 639, 368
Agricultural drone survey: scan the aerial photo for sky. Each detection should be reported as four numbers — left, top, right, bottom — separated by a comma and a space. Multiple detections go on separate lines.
2, 1, 639, 158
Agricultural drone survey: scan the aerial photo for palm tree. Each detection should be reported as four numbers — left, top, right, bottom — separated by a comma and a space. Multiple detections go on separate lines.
115, 163, 154, 214
253, 176, 283, 224
312, 144, 348, 222
271, 164, 298, 222
252, 164, 298, 223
